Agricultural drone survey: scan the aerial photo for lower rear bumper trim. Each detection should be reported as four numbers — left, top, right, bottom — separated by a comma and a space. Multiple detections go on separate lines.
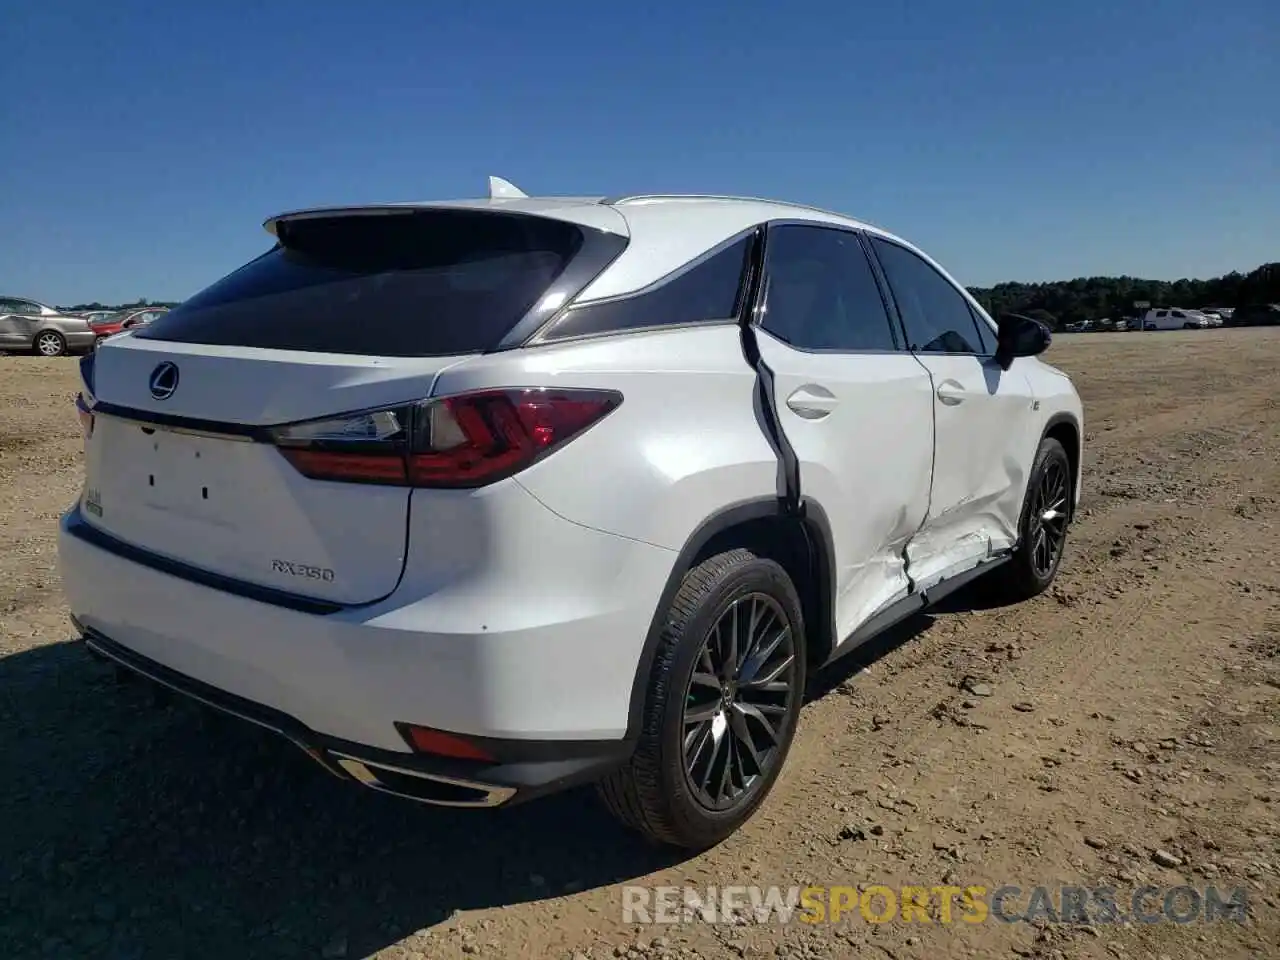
82, 629, 523, 809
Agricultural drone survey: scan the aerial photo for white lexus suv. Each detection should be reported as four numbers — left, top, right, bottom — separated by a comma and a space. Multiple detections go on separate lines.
59, 178, 1083, 849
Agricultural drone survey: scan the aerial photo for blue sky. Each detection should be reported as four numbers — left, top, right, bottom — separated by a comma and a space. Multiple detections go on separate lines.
2, 0, 1276, 305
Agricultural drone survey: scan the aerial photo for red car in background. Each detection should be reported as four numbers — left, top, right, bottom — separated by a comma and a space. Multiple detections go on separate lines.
84, 311, 126, 339
89, 307, 169, 347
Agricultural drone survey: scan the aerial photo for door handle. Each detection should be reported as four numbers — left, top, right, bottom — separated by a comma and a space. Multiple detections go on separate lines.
785, 384, 838, 420
936, 379, 966, 405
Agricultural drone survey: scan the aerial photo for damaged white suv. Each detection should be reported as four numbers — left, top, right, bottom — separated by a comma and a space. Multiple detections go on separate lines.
60, 179, 1082, 849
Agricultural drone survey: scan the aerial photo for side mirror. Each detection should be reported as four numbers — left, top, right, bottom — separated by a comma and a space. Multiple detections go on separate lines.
994, 313, 1052, 370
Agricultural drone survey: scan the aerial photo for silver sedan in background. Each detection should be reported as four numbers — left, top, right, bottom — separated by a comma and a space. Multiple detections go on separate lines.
0, 297, 96, 356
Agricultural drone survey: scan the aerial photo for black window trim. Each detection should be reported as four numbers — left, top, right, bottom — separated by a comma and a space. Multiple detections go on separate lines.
864, 234, 998, 359
750, 219, 907, 356
524, 227, 757, 347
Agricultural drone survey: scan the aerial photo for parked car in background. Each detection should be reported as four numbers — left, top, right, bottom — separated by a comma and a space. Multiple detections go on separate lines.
1140, 308, 1212, 330
0, 297, 97, 356
84, 312, 128, 342
1228, 304, 1280, 326
62, 182, 1084, 848
89, 308, 172, 348
1197, 311, 1225, 327
118, 307, 170, 329
1064, 320, 1097, 333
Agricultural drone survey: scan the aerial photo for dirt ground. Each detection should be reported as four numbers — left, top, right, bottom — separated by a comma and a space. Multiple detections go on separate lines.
1, 330, 1277, 960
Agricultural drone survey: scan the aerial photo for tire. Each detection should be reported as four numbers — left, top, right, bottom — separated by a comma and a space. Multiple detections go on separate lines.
34, 330, 67, 357
992, 437, 1072, 602
597, 549, 807, 849
1183, 322, 1198, 330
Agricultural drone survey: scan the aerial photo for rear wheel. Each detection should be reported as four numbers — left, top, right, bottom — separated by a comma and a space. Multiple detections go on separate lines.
992, 437, 1072, 602
34, 330, 67, 357
597, 549, 806, 849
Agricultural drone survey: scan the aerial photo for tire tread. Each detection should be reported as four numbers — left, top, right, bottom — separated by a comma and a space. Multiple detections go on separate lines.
598, 548, 789, 847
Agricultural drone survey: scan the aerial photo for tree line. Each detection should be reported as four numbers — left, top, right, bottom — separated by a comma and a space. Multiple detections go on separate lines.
60, 298, 182, 312
967, 262, 1279, 330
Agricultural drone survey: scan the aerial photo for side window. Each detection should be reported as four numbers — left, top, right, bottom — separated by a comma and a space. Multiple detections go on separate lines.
539, 236, 750, 342
760, 224, 898, 352
870, 238, 987, 354
1171, 310, 1185, 318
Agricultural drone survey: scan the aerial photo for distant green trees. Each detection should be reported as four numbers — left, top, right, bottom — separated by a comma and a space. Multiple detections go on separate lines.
968, 262, 1279, 330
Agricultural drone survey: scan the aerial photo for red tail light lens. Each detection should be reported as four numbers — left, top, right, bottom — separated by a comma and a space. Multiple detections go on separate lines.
270, 388, 621, 488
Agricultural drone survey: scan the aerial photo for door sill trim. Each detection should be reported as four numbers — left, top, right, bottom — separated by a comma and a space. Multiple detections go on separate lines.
825, 553, 1010, 665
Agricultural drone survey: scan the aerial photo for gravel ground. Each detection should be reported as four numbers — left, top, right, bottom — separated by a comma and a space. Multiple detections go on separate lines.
1, 329, 1277, 960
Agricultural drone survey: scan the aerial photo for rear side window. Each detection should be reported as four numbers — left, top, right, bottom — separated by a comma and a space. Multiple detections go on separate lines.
1, 299, 39, 316
870, 238, 988, 355
761, 224, 899, 352
137, 211, 593, 356
538, 236, 751, 342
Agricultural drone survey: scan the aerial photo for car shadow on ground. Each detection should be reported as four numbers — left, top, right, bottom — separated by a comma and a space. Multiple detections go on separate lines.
0, 638, 681, 959
0, 581, 995, 958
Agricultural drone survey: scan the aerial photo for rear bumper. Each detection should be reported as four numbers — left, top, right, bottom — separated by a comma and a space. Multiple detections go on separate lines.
81, 627, 630, 807
63, 330, 98, 350
58, 485, 675, 793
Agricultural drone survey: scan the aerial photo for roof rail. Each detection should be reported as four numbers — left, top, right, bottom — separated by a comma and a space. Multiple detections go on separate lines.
606, 193, 878, 227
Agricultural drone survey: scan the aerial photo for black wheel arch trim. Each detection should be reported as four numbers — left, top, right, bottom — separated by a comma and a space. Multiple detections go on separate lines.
1037, 411, 1082, 522
622, 494, 837, 741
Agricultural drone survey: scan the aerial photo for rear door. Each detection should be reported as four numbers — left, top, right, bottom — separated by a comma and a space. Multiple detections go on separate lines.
752, 223, 935, 643
0, 299, 39, 347
867, 236, 1037, 589
81, 208, 618, 605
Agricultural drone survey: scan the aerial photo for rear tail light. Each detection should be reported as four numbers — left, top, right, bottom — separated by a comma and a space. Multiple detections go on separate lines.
270, 388, 621, 488
75, 392, 94, 439
79, 351, 96, 395
75, 354, 96, 440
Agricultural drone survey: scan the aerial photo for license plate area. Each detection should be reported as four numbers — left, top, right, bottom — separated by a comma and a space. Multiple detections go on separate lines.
90, 416, 253, 530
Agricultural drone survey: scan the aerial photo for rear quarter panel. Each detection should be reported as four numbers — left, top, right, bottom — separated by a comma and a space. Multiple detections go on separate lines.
429, 326, 779, 550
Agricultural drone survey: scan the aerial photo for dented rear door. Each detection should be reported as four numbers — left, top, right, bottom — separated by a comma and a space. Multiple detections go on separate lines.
748, 223, 935, 643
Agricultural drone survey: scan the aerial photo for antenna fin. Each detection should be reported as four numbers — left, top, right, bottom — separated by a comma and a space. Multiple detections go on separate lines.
488, 176, 528, 200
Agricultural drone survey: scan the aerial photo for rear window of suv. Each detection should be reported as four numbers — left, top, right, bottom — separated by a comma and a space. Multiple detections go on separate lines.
137, 210, 602, 356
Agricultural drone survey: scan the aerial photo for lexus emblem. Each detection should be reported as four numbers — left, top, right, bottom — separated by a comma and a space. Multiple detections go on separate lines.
148, 362, 180, 401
